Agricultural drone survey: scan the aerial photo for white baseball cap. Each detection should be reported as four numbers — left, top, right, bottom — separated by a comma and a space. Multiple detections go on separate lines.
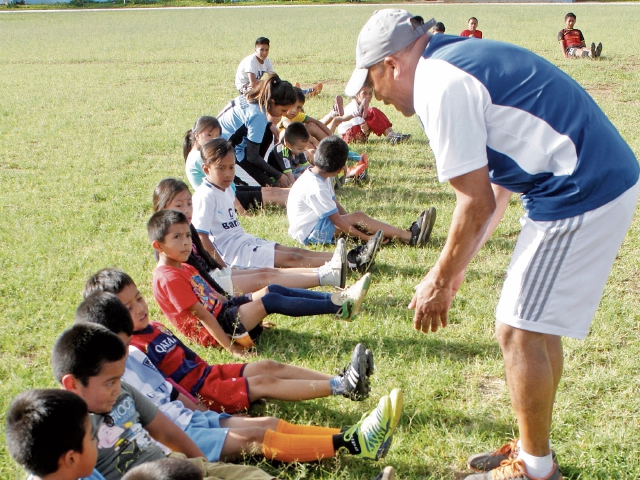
345, 9, 435, 97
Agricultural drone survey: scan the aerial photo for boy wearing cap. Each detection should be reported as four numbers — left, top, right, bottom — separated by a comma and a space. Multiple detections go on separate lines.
346, 8, 638, 480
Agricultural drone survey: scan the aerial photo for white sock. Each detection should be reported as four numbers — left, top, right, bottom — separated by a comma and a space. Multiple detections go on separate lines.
517, 449, 553, 478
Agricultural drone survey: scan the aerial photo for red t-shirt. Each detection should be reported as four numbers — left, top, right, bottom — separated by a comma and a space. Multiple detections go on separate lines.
461, 29, 482, 39
153, 263, 224, 347
558, 28, 584, 49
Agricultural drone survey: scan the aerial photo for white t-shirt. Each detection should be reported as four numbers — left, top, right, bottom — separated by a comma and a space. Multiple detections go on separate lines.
287, 167, 338, 244
234, 54, 274, 91
192, 179, 275, 267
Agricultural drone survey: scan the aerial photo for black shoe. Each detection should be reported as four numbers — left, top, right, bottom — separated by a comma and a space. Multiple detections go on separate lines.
595, 42, 602, 58
342, 344, 371, 401
347, 230, 383, 273
409, 207, 436, 247
590, 42, 596, 59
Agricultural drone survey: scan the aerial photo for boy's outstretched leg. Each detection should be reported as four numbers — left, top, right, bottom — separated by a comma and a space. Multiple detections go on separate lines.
243, 344, 373, 402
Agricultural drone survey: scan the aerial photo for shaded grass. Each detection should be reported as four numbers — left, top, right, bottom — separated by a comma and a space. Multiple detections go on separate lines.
1, 4, 640, 479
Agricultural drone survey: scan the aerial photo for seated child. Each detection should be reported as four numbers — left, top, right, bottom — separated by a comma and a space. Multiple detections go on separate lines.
5, 389, 105, 480
431, 21, 445, 34
558, 12, 602, 59
460, 17, 482, 38
268, 122, 312, 184
122, 457, 202, 480
191, 137, 379, 270
183, 116, 289, 212
321, 86, 410, 145
77, 283, 374, 414
148, 209, 372, 353
51, 324, 279, 480
154, 178, 348, 294
234, 37, 321, 97
287, 136, 437, 248
52, 324, 403, 474
276, 87, 332, 148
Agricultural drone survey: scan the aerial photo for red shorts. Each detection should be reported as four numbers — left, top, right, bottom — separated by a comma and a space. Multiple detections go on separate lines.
341, 108, 392, 143
195, 363, 250, 413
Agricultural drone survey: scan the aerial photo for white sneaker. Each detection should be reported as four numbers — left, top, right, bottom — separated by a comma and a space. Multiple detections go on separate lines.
318, 262, 341, 288
332, 273, 371, 321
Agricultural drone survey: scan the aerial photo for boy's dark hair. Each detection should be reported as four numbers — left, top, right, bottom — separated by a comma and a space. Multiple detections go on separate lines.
52, 323, 127, 386
6, 389, 89, 477
293, 86, 305, 104
468, 16, 478, 23
83, 267, 135, 297
183, 116, 220, 161
314, 135, 349, 173
75, 291, 134, 337
433, 22, 445, 33
122, 457, 203, 480
255, 36, 269, 46
284, 122, 310, 146
565, 12, 576, 20
201, 138, 234, 167
147, 209, 189, 244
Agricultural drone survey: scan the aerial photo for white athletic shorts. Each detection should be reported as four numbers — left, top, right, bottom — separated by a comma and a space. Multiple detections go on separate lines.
225, 237, 276, 269
496, 181, 638, 339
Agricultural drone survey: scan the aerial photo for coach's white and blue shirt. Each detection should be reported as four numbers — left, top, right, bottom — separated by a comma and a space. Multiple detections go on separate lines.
415, 35, 639, 221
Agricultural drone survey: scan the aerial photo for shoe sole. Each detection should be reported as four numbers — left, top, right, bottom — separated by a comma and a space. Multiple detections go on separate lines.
338, 239, 347, 289
377, 388, 403, 459
361, 231, 383, 273
335, 95, 344, 116
378, 466, 395, 480
346, 344, 370, 400
365, 349, 374, 377
349, 272, 371, 321
418, 206, 437, 246
595, 42, 602, 58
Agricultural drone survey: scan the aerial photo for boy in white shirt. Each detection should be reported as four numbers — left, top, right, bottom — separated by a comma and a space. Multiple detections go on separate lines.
287, 136, 436, 251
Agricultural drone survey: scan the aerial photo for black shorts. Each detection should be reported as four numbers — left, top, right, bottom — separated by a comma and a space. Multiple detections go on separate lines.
217, 294, 263, 341
234, 185, 263, 210
237, 159, 277, 187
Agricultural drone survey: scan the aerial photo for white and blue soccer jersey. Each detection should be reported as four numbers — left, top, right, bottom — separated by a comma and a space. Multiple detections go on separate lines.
414, 35, 639, 221
217, 95, 267, 164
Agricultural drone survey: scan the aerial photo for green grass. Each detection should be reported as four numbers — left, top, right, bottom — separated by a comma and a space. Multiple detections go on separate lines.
1, 4, 639, 479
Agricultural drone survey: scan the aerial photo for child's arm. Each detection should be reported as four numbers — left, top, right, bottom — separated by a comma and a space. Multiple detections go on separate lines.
328, 211, 371, 242
197, 232, 227, 267
234, 197, 249, 217
145, 410, 205, 458
188, 302, 251, 358
285, 171, 296, 185
246, 72, 259, 90
335, 200, 348, 215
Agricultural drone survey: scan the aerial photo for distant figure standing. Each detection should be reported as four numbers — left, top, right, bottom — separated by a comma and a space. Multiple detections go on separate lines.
460, 17, 482, 38
558, 12, 602, 59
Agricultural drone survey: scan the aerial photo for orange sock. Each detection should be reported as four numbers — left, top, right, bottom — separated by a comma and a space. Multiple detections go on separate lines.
276, 419, 341, 436
262, 429, 336, 462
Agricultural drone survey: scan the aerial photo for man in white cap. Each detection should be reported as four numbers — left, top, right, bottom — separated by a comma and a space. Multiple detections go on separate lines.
346, 8, 639, 480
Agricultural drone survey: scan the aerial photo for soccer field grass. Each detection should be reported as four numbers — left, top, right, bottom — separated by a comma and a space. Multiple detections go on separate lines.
1, 4, 639, 479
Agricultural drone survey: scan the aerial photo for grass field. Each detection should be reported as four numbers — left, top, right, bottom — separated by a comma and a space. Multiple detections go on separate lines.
1, 4, 639, 479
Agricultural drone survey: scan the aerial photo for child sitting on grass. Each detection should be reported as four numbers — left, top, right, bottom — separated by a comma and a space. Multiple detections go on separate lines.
558, 12, 602, 59
183, 115, 288, 212
78, 280, 374, 413
50, 324, 279, 480
321, 86, 410, 145
287, 135, 437, 248
5, 389, 105, 480
268, 122, 312, 185
154, 178, 348, 295
148, 209, 372, 354
276, 87, 332, 149
53, 323, 403, 474
191, 137, 379, 271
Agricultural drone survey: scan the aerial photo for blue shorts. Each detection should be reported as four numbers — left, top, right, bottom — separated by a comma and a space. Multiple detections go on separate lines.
304, 217, 336, 245
184, 409, 232, 462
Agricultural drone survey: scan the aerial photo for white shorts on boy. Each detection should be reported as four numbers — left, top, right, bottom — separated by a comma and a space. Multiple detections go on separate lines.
496, 182, 638, 339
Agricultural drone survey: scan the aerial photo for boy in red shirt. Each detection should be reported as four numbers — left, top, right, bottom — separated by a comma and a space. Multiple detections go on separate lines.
558, 12, 602, 59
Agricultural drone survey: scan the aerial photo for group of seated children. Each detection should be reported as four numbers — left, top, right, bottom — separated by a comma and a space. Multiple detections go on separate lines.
5, 264, 403, 479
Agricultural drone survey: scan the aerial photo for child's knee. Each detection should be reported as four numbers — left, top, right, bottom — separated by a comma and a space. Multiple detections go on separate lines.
256, 359, 285, 375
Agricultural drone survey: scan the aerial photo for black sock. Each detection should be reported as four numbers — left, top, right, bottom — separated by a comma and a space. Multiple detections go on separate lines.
332, 430, 361, 455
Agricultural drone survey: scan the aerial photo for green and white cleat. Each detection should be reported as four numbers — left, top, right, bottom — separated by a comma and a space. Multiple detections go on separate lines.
376, 388, 403, 459
332, 272, 372, 321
